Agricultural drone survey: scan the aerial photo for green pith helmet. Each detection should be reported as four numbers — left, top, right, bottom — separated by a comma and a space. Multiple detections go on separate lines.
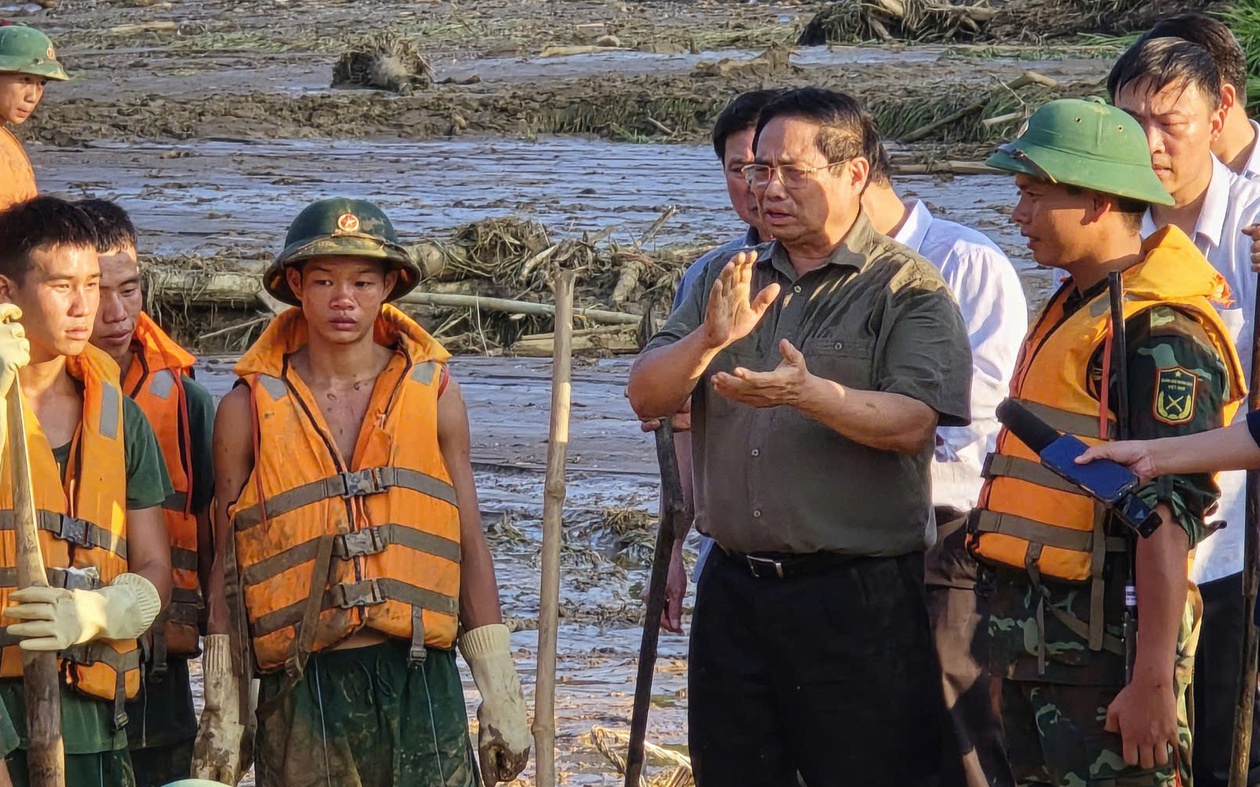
265, 197, 420, 306
0, 25, 69, 82
986, 97, 1173, 206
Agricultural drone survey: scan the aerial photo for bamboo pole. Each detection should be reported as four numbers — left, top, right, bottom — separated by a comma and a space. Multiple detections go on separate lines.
7, 386, 64, 786
532, 270, 575, 787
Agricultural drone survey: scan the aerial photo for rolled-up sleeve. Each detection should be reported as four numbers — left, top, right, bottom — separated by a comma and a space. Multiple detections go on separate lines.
877, 273, 974, 428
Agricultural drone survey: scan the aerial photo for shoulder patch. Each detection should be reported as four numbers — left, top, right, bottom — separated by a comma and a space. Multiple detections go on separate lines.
1153, 367, 1197, 425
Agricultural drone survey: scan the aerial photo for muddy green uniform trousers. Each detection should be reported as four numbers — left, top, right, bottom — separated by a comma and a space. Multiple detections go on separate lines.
126, 657, 197, 787
254, 641, 479, 787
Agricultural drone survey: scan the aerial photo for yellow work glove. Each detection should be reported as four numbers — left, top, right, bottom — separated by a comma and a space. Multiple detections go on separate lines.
4, 573, 161, 650
460, 623, 531, 786
191, 634, 247, 785
0, 303, 29, 403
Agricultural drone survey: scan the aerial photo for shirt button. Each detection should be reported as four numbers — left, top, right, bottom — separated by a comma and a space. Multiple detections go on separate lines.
750, 448, 760, 457
833, 342, 844, 351
793, 285, 802, 294
753, 509, 763, 518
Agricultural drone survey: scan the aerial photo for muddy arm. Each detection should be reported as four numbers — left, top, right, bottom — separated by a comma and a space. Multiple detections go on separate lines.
206, 386, 253, 637
438, 376, 504, 630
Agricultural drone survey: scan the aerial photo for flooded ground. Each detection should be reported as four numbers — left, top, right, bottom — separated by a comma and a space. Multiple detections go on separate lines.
2, 0, 1108, 781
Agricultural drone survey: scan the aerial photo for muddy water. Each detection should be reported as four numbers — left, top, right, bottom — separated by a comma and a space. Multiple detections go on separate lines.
33, 136, 1044, 282
196, 356, 678, 785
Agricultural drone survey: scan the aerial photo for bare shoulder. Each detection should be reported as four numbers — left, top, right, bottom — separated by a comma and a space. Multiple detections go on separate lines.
213, 384, 253, 453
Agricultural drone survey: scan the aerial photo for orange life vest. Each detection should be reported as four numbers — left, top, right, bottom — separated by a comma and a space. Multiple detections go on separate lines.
230, 304, 461, 674
123, 313, 201, 663
970, 226, 1246, 654
0, 345, 141, 722
0, 128, 36, 211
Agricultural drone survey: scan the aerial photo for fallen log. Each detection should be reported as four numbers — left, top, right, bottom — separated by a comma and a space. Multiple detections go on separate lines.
512, 325, 639, 357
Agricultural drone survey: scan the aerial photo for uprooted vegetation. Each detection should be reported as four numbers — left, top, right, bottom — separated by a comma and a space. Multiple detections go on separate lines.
799, 0, 1222, 45
140, 215, 703, 356
332, 32, 433, 95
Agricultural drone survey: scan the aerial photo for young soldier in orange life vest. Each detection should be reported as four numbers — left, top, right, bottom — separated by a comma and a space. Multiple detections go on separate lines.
0, 25, 67, 211
77, 200, 216, 787
0, 197, 173, 787
192, 198, 531, 787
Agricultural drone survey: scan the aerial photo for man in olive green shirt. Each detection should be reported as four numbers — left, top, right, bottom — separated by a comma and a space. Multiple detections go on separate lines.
628, 87, 972, 787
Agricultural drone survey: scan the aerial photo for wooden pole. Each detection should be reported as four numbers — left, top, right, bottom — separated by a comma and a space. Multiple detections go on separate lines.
532, 270, 575, 787
624, 423, 686, 787
1228, 290, 1260, 786
7, 386, 64, 786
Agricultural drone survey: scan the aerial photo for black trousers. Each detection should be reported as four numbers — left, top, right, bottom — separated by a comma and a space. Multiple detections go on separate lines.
688, 546, 955, 787
1194, 570, 1260, 787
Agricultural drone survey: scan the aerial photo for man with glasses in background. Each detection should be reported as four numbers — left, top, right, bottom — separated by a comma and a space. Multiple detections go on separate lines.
628, 86, 973, 787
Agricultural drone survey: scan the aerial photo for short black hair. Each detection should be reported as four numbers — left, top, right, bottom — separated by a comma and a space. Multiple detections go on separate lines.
754, 87, 882, 173
1140, 13, 1248, 107
869, 142, 893, 186
1108, 37, 1222, 111
0, 197, 98, 283
713, 89, 785, 162
1063, 185, 1148, 231
75, 199, 137, 254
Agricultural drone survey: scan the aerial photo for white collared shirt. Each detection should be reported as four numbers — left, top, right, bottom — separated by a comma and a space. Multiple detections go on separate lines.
1142, 156, 1260, 584
1241, 119, 1260, 185
895, 199, 1027, 512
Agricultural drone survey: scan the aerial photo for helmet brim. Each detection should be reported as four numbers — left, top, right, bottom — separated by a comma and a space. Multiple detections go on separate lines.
264, 236, 420, 306
986, 144, 1174, 207
0, 61, 69, 81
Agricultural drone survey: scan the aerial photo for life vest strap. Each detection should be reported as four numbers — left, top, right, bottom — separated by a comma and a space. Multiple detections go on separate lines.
0, 510, 127, 558
1015, 399, 1117, 440
0, 565, 102, 591
250, 577, 459, 638
971, 510, 1128, 554
170, 545, 198, 572
240, 523, 461, 588
982, 454, 1083, 495
232, 467, 458, 531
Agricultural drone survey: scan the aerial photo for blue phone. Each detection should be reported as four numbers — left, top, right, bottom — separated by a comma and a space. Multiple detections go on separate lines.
1039, 434, 1138, 505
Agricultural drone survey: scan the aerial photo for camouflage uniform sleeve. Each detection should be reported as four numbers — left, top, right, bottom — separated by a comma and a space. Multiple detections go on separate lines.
1107, 305, 1233, 547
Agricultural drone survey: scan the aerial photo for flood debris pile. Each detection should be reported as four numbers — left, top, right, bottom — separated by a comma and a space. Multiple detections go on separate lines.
800, 0, 1220, 44
332, 31, 432, 95
591, 725, 694, 787
138, 216, 703, 356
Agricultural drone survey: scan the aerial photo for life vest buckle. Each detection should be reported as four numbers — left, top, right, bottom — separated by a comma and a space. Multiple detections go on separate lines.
337, 468, 387, 499
333, 527, 387, 559
60, 566, 100, 592
329, 579, 387, 609
54, 514, 90, 547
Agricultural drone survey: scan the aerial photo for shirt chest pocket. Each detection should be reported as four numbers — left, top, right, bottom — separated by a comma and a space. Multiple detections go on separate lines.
802, 337, 875, 391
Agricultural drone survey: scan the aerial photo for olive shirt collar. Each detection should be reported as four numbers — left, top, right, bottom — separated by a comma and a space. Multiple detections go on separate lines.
760, 211, 881, 281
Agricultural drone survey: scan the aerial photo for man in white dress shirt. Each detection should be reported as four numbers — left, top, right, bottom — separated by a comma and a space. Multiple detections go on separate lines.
864, 146, 1026, 787
1112, 36, 1260, 787
1115, 13, 1260, 183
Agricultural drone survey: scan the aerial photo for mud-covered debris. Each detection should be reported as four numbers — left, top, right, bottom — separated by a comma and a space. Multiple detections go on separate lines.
332, 32, 432, 95
694, 46, 797, 79
798, 0, 989, 45
595, 34, 621, 47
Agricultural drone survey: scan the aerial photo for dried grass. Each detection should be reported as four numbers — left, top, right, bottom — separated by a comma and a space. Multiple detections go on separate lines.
332, 31, 432, 95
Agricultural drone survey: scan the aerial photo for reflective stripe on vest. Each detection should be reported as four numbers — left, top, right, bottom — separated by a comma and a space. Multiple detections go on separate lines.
230, 305, 461, 674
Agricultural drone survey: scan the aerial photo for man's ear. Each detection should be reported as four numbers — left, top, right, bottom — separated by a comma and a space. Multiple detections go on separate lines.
384, 268, 399, 295
285, 265, 303, 301
1221, 84, 1239, 117
1085, 191, 1111, 225
0, 274, 20, 305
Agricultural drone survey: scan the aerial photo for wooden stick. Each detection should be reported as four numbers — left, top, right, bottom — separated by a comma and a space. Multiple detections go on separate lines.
900, 70, 1059, 143
1229, 288, 1260, 786
7, 387, 64, 786
624, 423, 687, 787
532, 270, 575, 787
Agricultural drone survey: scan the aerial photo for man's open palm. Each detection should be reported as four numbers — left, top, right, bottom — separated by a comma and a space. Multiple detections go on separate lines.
701, 251, 781, 350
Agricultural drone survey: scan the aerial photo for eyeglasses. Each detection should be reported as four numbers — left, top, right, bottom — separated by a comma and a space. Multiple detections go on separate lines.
741, 162, 844, 189
996, 144, 1057, 184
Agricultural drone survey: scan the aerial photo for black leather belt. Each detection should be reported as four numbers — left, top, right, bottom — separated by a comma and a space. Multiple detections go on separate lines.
719, 546, 863, 580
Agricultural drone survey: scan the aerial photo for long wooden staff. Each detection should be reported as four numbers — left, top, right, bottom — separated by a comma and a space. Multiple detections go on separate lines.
532, 269, 575, 787
624, 422, 686, 787
7, 386, 64, 785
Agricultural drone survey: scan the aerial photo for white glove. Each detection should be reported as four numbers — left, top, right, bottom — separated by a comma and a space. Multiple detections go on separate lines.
0, 303, 29, 402
460, 623, 531, 785
191, 634, 248, 785
4, 573, 161, 650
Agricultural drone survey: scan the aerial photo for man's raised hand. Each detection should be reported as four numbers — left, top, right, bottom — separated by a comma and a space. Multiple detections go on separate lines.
700, 252, 780, 351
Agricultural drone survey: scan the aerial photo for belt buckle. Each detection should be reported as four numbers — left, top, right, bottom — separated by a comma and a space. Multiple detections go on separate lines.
745, 555, 785, 580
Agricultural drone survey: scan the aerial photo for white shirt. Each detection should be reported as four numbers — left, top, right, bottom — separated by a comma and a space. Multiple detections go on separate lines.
1241, 119, 1260, 185
895, 199, 1027, 512
1142, 156, 1260, 584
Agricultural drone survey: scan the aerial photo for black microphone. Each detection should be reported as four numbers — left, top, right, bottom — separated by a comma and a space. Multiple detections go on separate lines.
994, 399, 1162, 538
